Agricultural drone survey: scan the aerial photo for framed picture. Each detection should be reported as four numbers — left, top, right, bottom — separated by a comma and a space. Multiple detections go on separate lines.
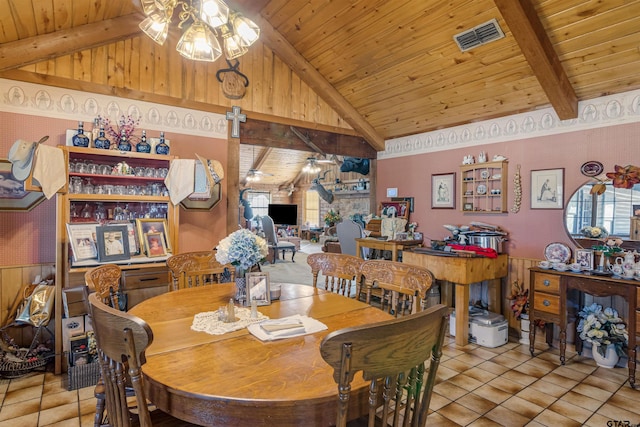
395, 232, 408, 241
633, 204, 640, 217
379, 201, 409, 219
136, 218, 171, 252
96, 225, 130, 262
246, 272, 270, 306
531, 168, 564, 209
144, 232, 167, 257
391, 196, 415, 212
108, 221, 140, 256
575, 249, 594, 271
463, 202, 473, 211
431, 172, 455, 209
66, 223, 98, 262
0, 159, 46, 211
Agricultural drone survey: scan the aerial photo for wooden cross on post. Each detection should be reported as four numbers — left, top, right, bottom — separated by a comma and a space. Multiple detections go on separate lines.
226, 106, 246, 138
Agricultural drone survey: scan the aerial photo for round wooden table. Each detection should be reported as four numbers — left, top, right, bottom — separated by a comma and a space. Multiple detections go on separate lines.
128, 283, 392, 426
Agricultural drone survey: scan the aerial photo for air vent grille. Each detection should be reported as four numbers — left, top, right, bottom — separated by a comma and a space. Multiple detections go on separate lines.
454, 19, 505, 52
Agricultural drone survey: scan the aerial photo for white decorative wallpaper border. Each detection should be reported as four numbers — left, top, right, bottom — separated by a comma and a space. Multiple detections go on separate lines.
380, 89, 640, 159
0, 78, 228, 139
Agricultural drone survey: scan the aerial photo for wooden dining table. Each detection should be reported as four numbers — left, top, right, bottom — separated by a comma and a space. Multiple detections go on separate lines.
128, 283, 393, 426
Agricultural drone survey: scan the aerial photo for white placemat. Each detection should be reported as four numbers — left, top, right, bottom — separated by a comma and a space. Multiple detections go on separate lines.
191, 307, 269, 335
247, 314, 328, 341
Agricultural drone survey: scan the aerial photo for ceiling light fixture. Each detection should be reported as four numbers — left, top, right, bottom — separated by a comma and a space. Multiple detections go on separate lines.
139, 0, 260, 62
303, 158, 322, 174
246, 171, 261, 182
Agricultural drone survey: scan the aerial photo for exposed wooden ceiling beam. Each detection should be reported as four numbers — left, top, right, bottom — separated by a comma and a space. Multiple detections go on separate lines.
0, 13, 145, 72
494, 0, 578, 120
250, 15, 385, 152
242, 146, 273, 186
240, 119, 377, 159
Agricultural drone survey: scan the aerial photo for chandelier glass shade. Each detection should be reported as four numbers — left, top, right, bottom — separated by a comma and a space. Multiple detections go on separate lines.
246, 171, 261, 182
303, 159, 322, 174
139, 0, 260, 62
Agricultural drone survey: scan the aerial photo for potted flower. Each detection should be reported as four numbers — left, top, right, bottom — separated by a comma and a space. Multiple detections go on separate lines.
577, 303, 628, 367
323, 210, 341, 227
407, 222, 418, 239
508, 280, 530, 344
215, 229, 268, 303
580, 225, 608, 239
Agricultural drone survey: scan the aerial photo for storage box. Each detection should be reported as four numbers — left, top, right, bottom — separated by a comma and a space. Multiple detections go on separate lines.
450, 309, 508, 348
62, 316, 84, 352
67, 362, 100, 390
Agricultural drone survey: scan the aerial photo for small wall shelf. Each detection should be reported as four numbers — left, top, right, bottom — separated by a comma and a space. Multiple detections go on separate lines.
459, 160, 508, 213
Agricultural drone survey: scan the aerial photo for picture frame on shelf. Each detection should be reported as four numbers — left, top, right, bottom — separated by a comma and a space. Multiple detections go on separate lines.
246, 272, 271, 306
108, 221, 140, 256
575, 249, 594, 271
0, 159, 46, 211
391, 196, 415, 212
144, 232, 167, 257
136, 218, 171, 252
431, 172, 455, 209
379, 201, 409, 219
66, 223, 99, 262
531, 168, 564, 209
463, 202, 473, 211
96, 225, 130, 262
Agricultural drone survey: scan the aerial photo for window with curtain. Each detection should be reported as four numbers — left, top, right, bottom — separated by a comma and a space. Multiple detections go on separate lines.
304, 191, 320, 228
247, 191, 270, 228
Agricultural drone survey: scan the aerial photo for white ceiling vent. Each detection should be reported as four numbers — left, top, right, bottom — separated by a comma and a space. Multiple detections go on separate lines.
454, 19, 505, 52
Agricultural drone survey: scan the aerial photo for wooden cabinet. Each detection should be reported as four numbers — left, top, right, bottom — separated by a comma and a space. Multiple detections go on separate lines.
54, 146, 179, 373
459, 160, 508, 213
631, 217, 640, 240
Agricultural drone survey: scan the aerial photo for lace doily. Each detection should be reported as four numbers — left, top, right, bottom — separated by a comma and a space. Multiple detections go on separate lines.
191, 307, 269, 335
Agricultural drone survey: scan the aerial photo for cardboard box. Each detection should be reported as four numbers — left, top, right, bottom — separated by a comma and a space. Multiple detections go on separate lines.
62, 286, 88, 318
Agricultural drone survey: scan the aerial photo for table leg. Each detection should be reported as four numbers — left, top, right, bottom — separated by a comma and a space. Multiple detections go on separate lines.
454, 283, 469, 346
559, 326, 566, 365
529, 322, 536, 356
392, 247, 398, 261
629, 347, 637, 388
356, 241, 363, 259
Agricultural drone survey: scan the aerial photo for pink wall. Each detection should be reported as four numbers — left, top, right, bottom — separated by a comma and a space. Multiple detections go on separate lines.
0, 111, 229, 266
377, 123, 640, 259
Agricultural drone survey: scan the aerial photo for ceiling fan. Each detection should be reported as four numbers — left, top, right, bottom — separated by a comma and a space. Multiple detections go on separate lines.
245, 146, 273, 182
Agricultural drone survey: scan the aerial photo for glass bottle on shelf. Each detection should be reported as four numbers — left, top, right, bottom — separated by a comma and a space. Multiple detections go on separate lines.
117, 129, 132, 151
155, 131, 170, 155
71, 121, 90, 147
94, 125, 111, 150
94, 202, 107, 222
136, 130, 151, 153
80, 203, 93, 219
91, 118, 101, 143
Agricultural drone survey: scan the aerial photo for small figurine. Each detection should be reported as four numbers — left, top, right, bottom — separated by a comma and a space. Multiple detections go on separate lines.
462, 155, 475, 165
478, 151, 487, 163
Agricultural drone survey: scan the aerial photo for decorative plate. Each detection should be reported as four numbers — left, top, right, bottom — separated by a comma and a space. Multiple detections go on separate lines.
544, 242, 571, 263
476, 184, 487, 195
580, 161, 604, 177
480, 170, 490, 179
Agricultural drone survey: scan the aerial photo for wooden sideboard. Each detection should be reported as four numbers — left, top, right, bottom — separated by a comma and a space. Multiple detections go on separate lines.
529, 267, 638, 388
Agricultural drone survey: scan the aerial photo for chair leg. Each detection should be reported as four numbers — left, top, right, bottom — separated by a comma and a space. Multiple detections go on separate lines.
291, 249, 296, 262
94, 397, 105, 427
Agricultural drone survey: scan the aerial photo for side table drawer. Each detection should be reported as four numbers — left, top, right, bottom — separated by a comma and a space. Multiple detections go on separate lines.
122, 267, 170, 308
533, 292, 560, 315
534, 273, 560, 294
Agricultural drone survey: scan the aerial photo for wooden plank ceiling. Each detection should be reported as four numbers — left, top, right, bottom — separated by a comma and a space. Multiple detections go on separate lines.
1, 0, 640, 187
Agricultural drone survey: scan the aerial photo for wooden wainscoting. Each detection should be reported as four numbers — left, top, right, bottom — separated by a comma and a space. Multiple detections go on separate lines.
0, 263, 56, 346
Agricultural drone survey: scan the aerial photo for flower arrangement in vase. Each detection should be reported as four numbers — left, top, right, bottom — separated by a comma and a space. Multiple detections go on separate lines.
323, 210, 341, 226
97, 115, 140, 148
577, 303, 628, 359
215, 229, 268, 303
580, 225, 608, 239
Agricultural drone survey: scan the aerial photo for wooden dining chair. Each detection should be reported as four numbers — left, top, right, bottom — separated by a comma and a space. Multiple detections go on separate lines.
358, 259, 435, 316
88, 292, 197, 427
166, 251, 234, 291
320, 304, 450, 427
307, 253, 364, 297
84, 264, 127, 427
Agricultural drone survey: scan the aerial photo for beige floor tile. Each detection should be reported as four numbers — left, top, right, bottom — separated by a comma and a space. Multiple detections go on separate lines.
489, 354, 522, 369
500, 369, 537, 386
42, 380, 69, 396
40, 390, 79, 411
469, 347, 498, 361
501, 350, 533, 363
572, 383, 615, 402
37, 401, 80, 426
589, 366, 629, 385
446, 374, 484, 392
534, 408, 583, 427
581, 373, 623, 393
614, 385, 640, 404
78, 397, 97, 416
0, 412, 39, 426
583, 412, 614, 426
80, 412, 96, 427
455, 353, 487, 368
486, 376, 526, 395
462, 366, 498, 384
559, 390, 603, 412
538, 372, 578, 389
473, 384, 512, 405
512, 362, 552, 378
484, 405, 530, 427
0, 397, 41, 421
526, 357, 559, 372
429, 392, 452, 411
547, 399, 591, 424
561, 359, 597, 375
476, 360, 509, 376
501, 395, 545, 420
3, 384, 44, 405
422, 411, 462, 426
528, 379, 570, 398
467, 417, 503, 426
40, 418, 80, 427
433, 381, 469, 401
77, 387, 94, 401
7, 373, 44, 392
457, 393, 497, 415
600, 399, 640, 417
552, 365, 589, 382
442, 358, 475, 373
437, 402, 481, 426
515, 386, 557, 409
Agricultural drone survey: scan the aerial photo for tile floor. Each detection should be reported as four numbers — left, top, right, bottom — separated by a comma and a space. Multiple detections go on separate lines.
0, 335, 637, 426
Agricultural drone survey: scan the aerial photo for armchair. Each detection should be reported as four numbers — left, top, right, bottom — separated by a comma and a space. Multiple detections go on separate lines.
261, 215, 296, 263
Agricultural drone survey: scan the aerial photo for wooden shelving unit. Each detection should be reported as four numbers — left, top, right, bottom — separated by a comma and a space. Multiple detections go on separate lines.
459, 160, 508, 213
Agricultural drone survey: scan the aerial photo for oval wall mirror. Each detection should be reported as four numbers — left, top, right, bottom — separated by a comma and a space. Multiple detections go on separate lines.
564, 181, 640, 248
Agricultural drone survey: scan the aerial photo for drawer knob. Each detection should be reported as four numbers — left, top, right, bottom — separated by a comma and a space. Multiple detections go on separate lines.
543, 299, 550, 307
543, 280, 550, 287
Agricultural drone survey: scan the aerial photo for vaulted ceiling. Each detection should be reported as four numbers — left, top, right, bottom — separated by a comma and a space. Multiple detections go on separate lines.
1, 0, 640, 186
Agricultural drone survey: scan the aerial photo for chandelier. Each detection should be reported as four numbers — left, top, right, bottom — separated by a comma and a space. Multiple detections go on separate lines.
139, 0, 260, 62
246, 170, 261, 182
302, 158, 322, 174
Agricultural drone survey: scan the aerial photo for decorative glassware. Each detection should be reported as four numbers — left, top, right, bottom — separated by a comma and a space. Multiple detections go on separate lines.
136, 130, 151, 153
117, 128, 132, 151
94, 125, 111, 150
72, 121, 90, 147
155, 131, 170, 155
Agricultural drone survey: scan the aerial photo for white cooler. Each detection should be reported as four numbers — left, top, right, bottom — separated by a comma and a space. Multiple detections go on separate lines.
450, 308, 508, 348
